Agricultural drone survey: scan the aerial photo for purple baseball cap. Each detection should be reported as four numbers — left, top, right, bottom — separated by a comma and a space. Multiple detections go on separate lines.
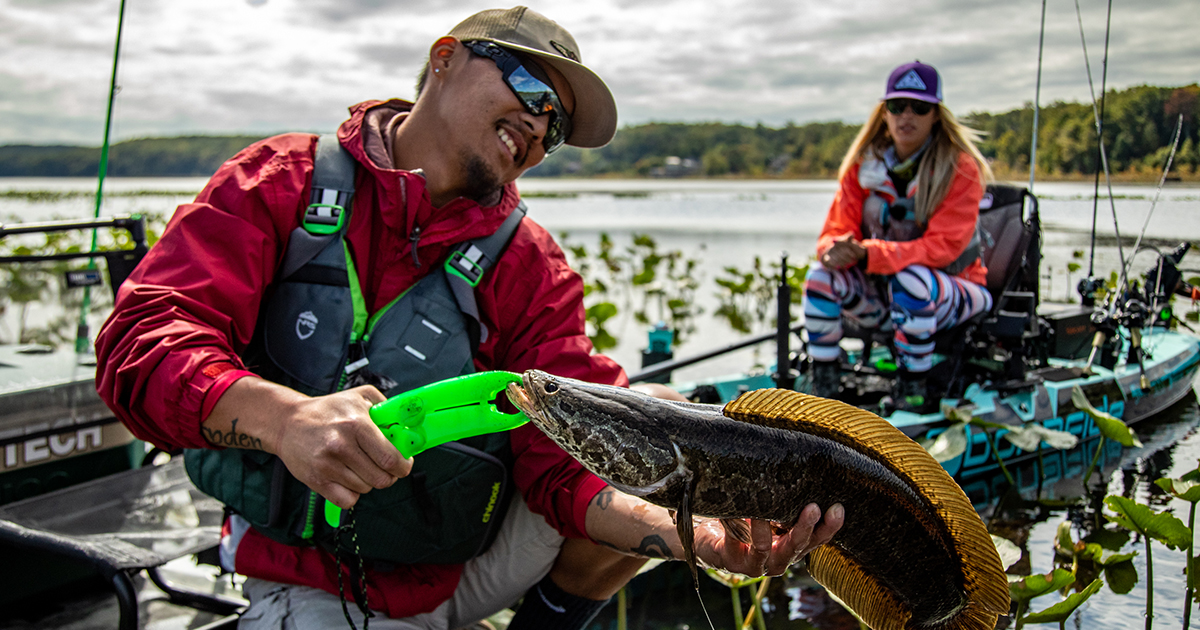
883, 61, 943, 104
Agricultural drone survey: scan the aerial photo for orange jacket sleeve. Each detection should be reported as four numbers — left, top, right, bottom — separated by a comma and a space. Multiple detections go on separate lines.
861, 153, 984, 280
816, 164, 870, 259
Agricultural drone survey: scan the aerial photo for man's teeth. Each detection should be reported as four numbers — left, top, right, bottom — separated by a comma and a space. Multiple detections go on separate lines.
498, 128, 517, 157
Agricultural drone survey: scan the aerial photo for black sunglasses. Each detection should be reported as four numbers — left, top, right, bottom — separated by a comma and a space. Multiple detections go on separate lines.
886, 99, 934, 116
464, 40, 572, 154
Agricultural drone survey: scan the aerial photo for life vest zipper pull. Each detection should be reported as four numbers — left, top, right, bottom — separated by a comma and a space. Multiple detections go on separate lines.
409, 225, 422, 267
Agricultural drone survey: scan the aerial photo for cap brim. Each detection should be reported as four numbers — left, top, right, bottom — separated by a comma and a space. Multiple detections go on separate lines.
882, 91, 941, 104
481, 39, 617, 148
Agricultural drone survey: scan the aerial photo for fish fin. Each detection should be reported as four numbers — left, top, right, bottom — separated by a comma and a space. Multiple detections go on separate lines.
726, 389, 1012, 619
719, 518, 752, 545
807, 545, 911, 630
677, 482, 698, 588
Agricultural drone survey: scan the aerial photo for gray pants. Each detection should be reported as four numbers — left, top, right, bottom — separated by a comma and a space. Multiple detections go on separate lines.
238, 494, 563, 630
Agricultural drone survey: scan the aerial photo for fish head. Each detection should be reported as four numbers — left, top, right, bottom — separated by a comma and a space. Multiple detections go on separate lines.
506, 370, 683, 495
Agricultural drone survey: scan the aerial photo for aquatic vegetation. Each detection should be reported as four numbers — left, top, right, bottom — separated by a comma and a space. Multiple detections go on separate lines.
1104, 496, 1192, 628
1020, 577, 1104, 627
560, 231, 703, 352
1072, 385, 1144, 487
1155, 467, 1200, 629
705, 568, 770, 630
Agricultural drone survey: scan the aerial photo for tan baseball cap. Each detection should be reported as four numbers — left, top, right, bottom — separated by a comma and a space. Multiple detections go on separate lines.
447, 6, 618, 148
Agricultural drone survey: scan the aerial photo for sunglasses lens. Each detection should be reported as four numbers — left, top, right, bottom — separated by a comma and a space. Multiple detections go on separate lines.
886, 99, 933, 116
467, 42, 571, 153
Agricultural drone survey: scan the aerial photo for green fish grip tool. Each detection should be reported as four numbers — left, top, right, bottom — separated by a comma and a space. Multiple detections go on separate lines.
324, 370, 528, 528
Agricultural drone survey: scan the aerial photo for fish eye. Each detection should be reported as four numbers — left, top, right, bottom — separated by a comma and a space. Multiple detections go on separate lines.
543, 382, 559, 393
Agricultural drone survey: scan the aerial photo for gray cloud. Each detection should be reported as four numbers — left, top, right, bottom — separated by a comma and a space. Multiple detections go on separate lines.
1, 0, 1196, 145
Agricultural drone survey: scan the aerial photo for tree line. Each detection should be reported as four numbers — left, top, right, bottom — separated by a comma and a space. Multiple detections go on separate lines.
2, 84, 1196, 180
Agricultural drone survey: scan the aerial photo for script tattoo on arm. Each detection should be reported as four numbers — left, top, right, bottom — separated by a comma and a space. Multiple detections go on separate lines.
594, 488, 614, 510
200, 418, 263, 450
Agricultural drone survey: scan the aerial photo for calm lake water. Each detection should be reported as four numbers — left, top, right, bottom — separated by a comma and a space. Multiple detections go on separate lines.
3, 176, 1200, 628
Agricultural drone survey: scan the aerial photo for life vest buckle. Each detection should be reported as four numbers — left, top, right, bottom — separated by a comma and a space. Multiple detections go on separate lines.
446, 248, 486, 287
302, 202, 346, 235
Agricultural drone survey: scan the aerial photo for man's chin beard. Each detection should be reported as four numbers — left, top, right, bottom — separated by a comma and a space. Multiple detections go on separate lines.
459, 153, 505, 205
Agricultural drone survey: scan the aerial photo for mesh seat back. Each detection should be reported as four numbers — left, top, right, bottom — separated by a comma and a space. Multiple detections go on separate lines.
978, 184, 1034, 301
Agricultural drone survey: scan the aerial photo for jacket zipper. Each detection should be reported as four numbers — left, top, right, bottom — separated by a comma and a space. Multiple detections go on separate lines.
409, 225, 422, 267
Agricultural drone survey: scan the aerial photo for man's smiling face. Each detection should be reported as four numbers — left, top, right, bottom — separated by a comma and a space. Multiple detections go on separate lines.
431, 40, 575, 200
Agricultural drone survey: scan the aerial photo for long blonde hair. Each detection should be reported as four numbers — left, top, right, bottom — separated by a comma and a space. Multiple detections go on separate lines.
837, 101, 993, 226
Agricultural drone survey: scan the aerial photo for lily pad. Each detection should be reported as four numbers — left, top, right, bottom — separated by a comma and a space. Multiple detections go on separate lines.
1075, 541, 1138, 567
1105, 560, 1139, 595
921, 422, 968, 463
1104, 495, 1192, 550
1054, 522, 1077, 559
1085, 528, 1131, 552
993, 534, 1023, 571
1071, 386, 1143, 448
1021, 578, 1104, 623
1004, 424, 1080, 451
1155, 475, 1200, 503
1010, 569, 1076, 605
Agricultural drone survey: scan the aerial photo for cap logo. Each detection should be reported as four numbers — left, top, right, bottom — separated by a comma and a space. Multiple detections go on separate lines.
550, 40, 578, 62
893, 69, 927, 92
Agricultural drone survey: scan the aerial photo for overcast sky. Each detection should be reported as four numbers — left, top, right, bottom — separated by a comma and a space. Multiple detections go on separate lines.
2, 0, 1197, 146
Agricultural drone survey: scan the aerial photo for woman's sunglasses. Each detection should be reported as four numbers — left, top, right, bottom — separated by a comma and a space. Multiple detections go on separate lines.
885, 99, 935, 116
464, 40, 573, 154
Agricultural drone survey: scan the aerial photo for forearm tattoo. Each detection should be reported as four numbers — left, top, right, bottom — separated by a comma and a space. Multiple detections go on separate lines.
595, 488, 614, 510
201, 418, 263, 450
591, 489, 675, 559
634, 535, 674, 559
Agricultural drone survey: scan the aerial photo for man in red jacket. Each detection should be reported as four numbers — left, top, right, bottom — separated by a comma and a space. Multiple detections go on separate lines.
96, 7, 842, 629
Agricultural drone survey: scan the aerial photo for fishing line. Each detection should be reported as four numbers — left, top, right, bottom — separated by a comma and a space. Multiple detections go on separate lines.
1119, 114, 1185, 299
1074, 0, 1126, 283
1028, 0, 1047, 192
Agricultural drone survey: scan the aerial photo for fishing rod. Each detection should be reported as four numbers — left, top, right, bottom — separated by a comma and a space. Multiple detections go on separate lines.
1072, 0, 1137, 376
1082, 0, 1112, 281
76, 0, 128, 354
1121, 114, 1185, 295
1028, 0, 1047, 192
1074, 0, 1126, 300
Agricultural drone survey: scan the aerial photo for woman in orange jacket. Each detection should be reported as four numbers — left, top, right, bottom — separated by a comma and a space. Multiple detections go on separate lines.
804, 60, 994, 412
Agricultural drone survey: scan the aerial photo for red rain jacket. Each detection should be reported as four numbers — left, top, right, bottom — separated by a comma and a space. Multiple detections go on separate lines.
95, 99, 623, 618
816, 152, 988, 286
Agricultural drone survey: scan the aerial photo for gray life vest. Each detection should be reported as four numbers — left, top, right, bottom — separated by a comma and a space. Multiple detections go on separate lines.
861, 192, 982, 276
185, 134, 527, 565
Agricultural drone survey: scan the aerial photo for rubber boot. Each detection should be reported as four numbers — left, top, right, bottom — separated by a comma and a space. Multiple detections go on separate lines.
809, 360, 842, 399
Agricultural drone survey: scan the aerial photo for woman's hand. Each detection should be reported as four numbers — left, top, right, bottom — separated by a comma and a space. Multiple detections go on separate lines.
821, 233, 866, 269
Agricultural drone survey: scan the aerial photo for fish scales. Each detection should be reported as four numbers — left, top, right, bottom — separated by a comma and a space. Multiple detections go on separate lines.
508, 370, 1010, 630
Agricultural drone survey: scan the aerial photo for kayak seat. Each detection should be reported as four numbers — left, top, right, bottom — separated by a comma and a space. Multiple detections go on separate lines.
0, 454, 244, 630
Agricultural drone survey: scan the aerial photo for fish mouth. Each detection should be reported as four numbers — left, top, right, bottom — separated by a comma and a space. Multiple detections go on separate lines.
506, 379, 553, 432
506, 382, 535, 417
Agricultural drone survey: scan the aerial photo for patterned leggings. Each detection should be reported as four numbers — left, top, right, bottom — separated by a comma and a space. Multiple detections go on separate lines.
803, 263, 993, 372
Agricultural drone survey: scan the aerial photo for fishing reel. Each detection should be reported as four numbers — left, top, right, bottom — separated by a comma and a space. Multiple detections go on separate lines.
1077, 276, 1107, 307
1144, 242, 1193, 326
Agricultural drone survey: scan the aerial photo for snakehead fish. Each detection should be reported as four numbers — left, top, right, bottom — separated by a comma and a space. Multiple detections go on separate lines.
506, 370, 1010, 630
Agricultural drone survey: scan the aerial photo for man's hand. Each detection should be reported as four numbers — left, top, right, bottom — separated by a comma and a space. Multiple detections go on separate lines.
584, 487, 844, 578
693, 503, 844, 577
202, 377, 413, 509
820, 233, 866, 269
